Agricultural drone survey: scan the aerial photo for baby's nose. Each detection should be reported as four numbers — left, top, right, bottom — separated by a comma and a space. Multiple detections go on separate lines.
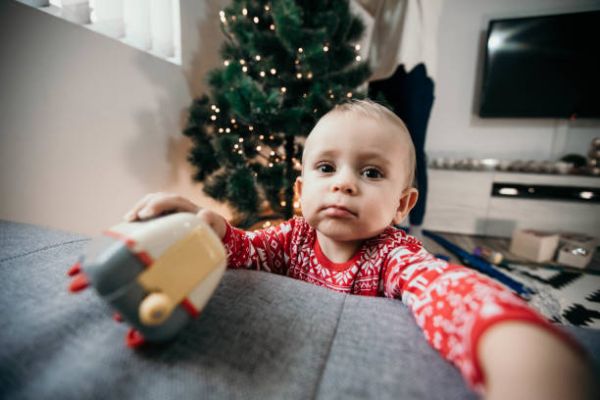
332, 175, 357, 195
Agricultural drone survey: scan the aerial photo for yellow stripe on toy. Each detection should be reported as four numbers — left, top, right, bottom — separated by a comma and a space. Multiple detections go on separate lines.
137, 224, 226, 325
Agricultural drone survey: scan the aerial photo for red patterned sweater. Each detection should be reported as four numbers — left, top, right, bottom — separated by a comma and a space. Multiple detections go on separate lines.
222, 216, 555, 391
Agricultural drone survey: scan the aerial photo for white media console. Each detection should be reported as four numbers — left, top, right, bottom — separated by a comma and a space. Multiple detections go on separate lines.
422, 169, 600, 238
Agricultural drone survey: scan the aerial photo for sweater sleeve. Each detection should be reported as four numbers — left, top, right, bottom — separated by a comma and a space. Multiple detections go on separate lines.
381, 238, 567, 392
220, 218, 296, 274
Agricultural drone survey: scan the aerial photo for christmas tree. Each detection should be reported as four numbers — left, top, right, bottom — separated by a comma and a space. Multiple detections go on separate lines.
183, 0, 370, 228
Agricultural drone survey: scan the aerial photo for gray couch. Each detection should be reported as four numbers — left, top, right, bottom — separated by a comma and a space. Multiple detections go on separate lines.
1, 220, 598, 399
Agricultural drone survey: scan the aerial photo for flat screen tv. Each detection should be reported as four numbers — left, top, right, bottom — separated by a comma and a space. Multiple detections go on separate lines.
479, 10, 600, 118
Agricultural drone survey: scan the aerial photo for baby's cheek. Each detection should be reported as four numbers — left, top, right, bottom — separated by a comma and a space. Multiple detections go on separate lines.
376, 198, 401, 225
299, 204, 318, 227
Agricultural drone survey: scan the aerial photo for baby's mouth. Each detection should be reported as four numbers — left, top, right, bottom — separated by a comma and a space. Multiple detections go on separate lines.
321, 205, 357, 218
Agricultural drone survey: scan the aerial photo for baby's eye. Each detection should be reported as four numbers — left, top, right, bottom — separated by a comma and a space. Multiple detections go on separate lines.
316, 163, 335, 173
362, 167, 383, 179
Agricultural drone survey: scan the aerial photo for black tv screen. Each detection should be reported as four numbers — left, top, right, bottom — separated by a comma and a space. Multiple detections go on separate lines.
479, 10, 600, 118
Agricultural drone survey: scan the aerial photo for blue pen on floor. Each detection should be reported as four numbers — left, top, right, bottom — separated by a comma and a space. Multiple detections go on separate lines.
423, 230, 535, 298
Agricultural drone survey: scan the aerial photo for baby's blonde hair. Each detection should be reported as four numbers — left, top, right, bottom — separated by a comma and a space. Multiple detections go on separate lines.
316, 99, 416, 187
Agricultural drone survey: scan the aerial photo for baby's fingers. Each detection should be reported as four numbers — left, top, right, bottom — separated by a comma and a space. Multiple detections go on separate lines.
124, 193, 156, 221
124, 193, 199, 221
142, 195, 198, 219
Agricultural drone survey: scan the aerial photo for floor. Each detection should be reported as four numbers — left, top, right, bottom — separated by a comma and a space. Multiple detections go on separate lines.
422, 231, 600, 273
423, 231, 600, 329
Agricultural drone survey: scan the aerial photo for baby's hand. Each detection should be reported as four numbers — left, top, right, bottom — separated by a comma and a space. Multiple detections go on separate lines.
196, 208, 227, 239
479, 322, 596, 400
124, 192, 200, 222
124, 193, 228, 239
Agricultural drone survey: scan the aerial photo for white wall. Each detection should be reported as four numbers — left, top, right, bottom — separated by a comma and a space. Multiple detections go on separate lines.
426, 0, 600, 162
0, 0, 231, 235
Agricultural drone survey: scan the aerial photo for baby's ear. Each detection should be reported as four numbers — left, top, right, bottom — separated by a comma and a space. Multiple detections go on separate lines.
294, 177, 303, 197
393, 188, 418, 225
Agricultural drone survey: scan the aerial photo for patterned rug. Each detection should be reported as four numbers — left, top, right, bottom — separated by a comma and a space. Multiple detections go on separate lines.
495, 263, 600, 328
422, 232, 600, 329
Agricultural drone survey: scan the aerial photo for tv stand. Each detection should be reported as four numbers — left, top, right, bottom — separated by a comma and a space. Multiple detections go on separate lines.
423, 169, 600, 238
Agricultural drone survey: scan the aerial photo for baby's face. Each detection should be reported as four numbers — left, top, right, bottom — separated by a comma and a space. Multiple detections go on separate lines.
297, 113, 415, 243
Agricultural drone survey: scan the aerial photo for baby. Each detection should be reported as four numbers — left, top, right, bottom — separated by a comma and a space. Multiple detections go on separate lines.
126, 100, 594, 399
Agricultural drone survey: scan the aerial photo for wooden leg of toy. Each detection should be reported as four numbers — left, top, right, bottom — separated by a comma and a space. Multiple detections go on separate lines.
139, 292, 173, 326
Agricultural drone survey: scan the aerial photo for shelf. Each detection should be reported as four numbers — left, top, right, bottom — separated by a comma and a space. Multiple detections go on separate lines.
423, 169, 600, 238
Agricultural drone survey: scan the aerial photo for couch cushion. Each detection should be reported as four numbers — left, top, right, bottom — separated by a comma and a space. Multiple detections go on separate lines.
0, 219, 87, 262
316, 294, 477, 399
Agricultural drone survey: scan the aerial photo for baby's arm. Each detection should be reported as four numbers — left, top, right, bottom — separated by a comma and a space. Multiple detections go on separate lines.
124, 192, 292, 273
222, 219, 295, 274
382, 242, 595, 398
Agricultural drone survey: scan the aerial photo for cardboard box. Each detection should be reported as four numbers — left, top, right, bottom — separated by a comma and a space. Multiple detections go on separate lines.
559, 232, 599, 251
556, 244, 594, 268
509, 229, 560, 262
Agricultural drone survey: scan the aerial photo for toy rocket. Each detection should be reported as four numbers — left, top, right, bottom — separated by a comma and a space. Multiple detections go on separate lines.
68, 213, 227, 347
